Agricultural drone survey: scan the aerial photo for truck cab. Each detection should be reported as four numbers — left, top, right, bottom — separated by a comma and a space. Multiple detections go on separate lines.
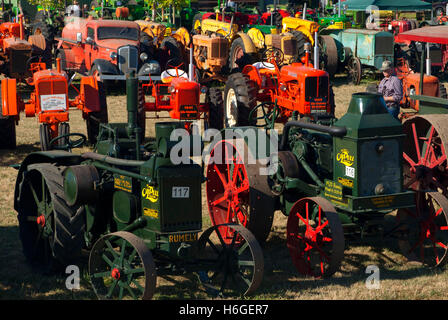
56, 18, 160, 80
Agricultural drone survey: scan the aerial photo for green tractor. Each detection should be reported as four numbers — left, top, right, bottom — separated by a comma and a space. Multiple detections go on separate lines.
14, 71, 264, 299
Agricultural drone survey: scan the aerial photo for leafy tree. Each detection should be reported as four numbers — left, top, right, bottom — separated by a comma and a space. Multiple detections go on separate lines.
28, 0, 66, 9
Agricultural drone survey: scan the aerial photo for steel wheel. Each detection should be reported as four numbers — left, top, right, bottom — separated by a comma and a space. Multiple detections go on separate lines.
396, 192, 448, 267
89, 231, 157, 300
347, 56, 362, 85
196, 223, 264, 297
286, 197, 345, 278
402, 115, 448, 196
206, 139, 275, 244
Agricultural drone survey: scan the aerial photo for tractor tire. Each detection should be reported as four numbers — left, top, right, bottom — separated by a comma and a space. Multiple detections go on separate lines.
410, 19, 418, 29
57, 122, 70, 149
160, 36, 183, 70
39, 123, 51, 151
272, 11, 284, 27
440, 83, 447, 99
319, 35, 339, 78
289, 30, 307, 60
228, 37, 255, 72
224, 72, 258, 127
329, 85, 336, 116
17, 164, 85, 272
86, 81, 109, 145
191, 13, 203, 34
56, 50, 67, 71
205, 87, 224, 130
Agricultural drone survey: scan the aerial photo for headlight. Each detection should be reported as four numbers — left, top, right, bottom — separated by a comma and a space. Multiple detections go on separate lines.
110, 52, 117, 60
140, 52, 149, 62
147, 61, 161, 74
330, 20, 335, 24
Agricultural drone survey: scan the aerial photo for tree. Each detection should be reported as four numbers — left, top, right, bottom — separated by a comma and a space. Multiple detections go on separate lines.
28, 0, 66, 9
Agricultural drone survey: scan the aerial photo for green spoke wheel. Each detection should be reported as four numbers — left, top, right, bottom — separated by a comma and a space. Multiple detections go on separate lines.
89, 231, 157, 300
196, 223, 264, 298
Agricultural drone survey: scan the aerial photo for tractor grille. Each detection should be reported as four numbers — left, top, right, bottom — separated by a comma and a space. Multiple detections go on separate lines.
375, 37, 393, 55
117, 45, 138, 75
305, 76, 329, 102
210, 39, 228, 59
282, 38, 297, 57
9, 48, 31, 75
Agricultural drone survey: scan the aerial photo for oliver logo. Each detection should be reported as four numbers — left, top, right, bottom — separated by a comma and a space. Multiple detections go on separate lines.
336, 149, 355, 167
142, 185, 159, 203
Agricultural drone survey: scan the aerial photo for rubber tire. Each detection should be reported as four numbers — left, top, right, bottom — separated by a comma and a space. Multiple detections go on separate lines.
57, 122, 70, 149
160, 36, 183, 70
86, 81, 109, 145
17, 164, 85, 272
228, 37, 255, 72
137, 87, 146, 142
440, 84, 447, 99
191, 13, 203, 34
206, 87, 224, 130
224, 72, 258, 127
289, 30, 307, 60
39, 123, 51, 151
319, 35, 339, 78
56, 50, 67, 71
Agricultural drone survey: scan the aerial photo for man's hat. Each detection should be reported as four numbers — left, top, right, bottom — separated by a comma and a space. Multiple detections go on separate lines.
380, 60, 393, 72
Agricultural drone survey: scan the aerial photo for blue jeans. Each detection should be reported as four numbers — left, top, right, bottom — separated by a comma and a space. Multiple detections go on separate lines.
386, 105, 399, 119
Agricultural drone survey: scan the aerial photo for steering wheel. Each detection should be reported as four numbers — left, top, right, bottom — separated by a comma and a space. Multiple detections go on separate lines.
248, 102, 281, 129
262, 47, 284, 68
165, 59, 185, 77
49, 133, 87, 152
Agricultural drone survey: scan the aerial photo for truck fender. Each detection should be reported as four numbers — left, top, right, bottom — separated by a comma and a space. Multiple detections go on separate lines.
91, 59, 119, 75
235, 32, 257, 54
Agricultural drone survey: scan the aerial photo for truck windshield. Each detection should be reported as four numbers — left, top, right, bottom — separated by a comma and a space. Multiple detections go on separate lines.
97, 27, 139, 41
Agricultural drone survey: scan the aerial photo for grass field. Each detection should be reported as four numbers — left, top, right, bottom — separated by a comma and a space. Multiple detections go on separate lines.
1, 75, 448, 300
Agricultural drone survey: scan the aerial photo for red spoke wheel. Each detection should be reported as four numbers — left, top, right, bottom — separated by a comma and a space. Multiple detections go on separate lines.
402, 115, 448, 195
396, 192, 448, 267
286, 197, 345, 278
206, 139, 275, 244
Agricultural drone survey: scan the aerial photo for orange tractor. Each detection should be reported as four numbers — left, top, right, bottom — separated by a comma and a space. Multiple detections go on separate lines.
0, 58, 108, 150
223, 43, 335, 128
139, 46, 224, 132
0, 14, 49, 80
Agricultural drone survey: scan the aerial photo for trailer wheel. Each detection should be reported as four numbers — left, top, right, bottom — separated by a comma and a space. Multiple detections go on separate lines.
205, 87, 224, 130
396, 192, 448, 267
17, 164, 85, 272
89, 231, 157, 300
347, 56, 362, 85
86, 81, 109, 145
197, 223, 264, 297
286, 197, 345, 278
224, 73, 257, 127
206, 138, 275, 244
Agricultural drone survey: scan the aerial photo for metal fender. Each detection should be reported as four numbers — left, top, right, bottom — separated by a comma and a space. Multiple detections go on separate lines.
246, 28, 265, 49
235, 32, 257, 54
173, 27, 191, 48
91, 59, 119, 75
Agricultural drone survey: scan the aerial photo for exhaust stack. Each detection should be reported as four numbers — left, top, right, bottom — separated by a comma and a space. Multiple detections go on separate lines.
314, 32, 319, 70
189, 44, 194, 82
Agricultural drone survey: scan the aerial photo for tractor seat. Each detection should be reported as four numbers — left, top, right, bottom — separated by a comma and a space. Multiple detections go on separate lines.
252, 62, 275, 71
161, 69, 188, 83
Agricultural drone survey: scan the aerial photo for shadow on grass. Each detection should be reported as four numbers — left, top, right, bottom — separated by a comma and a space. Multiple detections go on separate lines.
0, 143, 41, 167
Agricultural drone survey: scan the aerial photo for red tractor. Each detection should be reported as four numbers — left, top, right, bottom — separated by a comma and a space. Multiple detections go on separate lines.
0, 58, 108, 150
139, 47, 224, 132
223, 45, 335, 128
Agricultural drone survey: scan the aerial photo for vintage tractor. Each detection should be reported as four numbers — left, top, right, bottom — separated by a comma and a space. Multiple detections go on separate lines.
14, 71, 264, 299
223, 44, 335, 128
139, 46, 224, 132
205, 90, 448, 278
0, 58, 108, 150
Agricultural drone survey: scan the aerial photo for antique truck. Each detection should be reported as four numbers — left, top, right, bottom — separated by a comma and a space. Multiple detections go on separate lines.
205, 90, 448, 278
14, 71, 263, 299
0, 58, 108, 150
55, 17, 161, 83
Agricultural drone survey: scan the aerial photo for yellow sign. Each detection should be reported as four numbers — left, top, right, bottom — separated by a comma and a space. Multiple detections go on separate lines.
338, 177, 354, 188
169, 233, 198, 243
114, 175, 132, 192
336, 149, 355, 167
371, 195, 396, 208
143, 207, 159, 219
324, 180, 343, 201
142, 185, 159, 203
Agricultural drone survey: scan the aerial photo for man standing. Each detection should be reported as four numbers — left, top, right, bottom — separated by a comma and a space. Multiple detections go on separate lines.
378, 60, 403, 119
